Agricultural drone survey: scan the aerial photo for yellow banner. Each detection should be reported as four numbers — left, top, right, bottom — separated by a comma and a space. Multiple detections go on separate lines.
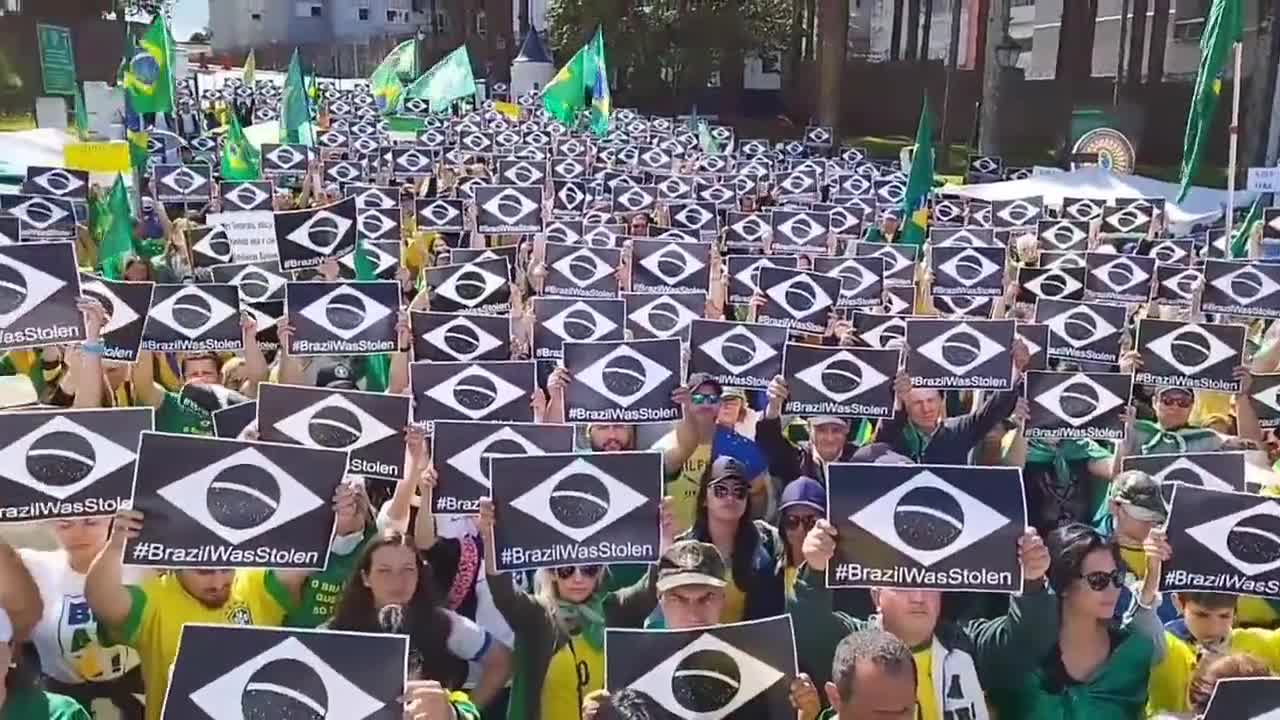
63, 142, 130, 173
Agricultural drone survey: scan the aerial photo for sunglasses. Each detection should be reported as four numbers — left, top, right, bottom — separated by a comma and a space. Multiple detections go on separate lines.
710, 481, 749, 500
1081, 569, 1125, 591
555, 565, 602, 580
1160, 394, 1194, 408
691, 392, 721, 406
783, 514, 818, 531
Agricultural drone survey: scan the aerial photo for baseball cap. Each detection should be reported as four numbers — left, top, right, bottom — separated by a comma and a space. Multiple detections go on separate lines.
656, 540, 728, 593
779, 477, 826, 515
686, 373, 724, 396
316, 361, 358, 390
1156, 386, 1195, 402
707, 456, 747, 483
721, 387, 748, 402
1112, 470, 1168, 524
809, 415, 849, 428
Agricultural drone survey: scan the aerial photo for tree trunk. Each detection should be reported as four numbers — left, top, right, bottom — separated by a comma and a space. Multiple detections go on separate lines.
1126, 0, 1148, 88
719, 2, 747, 119
891, 0, 905, 60
921, 0, 934, 61
804, 0, 817, 60
1244, 0, 1275, 167
939, 0, 963, 165
978, 0, 1009, 153
816, 0, 850, 126
1054, 0, 1099, 156
1147, 0, 1169, 84
906, 0, 921, 61
789, 0, 804, 80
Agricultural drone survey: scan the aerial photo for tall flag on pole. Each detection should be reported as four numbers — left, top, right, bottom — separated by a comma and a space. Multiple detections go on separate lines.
403, 44, 477, 113
899, 96, 935, 247
281, 49, 311, 145
123, 15, 175, 115
72, 85, 89, 141
221, 111, 261, 181
1176, 0, 1244, 202
1230, 196, 1262, 258
587, 28, 611, 137
243, 49, 256, 87
100, 174, 135, 281
370, 39, 417, 114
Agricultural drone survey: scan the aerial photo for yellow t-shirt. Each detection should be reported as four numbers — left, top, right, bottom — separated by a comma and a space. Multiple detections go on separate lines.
539, 634, 604, 720
107, 570, 288, 720
1120, 544, 1147, 580
720, 573, 747, 624
1237, 596, 1280, 628
1148, 627, 1280, 715
660, 438, 711, 535
914, 647, 940, 720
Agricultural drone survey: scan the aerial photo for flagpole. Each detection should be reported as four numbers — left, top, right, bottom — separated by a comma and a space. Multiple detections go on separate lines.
1226, 40, 1244, 242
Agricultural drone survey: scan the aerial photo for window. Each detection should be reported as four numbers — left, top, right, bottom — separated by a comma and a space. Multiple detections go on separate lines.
388, 10, 397, 21
475, 10, 487, 36
358, 8, 369, 20
296, 2, 322, 18
1011, 0, 1035, 6
251, 12, 262, 20
1173, 18, 1205, 41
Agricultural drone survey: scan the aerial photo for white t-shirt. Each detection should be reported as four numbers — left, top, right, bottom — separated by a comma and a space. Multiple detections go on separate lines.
442, 608, 491, 662
18, 549, 142, 685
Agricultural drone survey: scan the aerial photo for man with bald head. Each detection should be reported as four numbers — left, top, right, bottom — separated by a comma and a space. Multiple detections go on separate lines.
875, 341, 1029, 464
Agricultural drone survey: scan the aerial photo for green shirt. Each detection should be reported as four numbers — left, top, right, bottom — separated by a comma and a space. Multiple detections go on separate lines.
284, 528, 375, 628
156, 391, 213, 435
1, 689, 90, 720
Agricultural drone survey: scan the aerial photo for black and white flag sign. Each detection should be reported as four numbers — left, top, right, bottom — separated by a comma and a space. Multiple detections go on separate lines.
1161, 485, 1280, 599
415, 198, 466, 233
606, 616, 799, 720
930, 246, 1005, 297
411, 360, 536, 422
126, 433, 348, 569
1201, 677, 1280, 720
0, 407, 152, 523
79, 274, 153, 363
1123, 452, 1247, 502
1036, 299, 1127, 365
161, 624, 407, 720
1136, 319, 1245, 393
1018, 266, 1086, 302
257, 384, 411, 480
770, 209, 830, 255
906, 319, 1015, 391
1, 194, 76, 240
1248, 373, 1280, 428
689, 319, 787, 390
154, 164, 213, 204
783, 344, 898, 419
1015, 322, 1050, 372
475, 185, 543, 234
338, 240, 401, 281
1038, 219, 1091, 252
220, 180, 274, 211
1085, 252, 1155, 304
285, 281, 399, 356
854, 311, 910, 349
0, 242, 83, 351
410, 310, 510, 362
856, 242, 918, 286
1155, 264, 1201, 306
1200, 260, 1280, 320
489, 451, 662, 571
625, 292, 704, 341
261, 143, 310, 176
22, 166, 88, 199
273, 196, 359, 271
356, 207, 401, 243
630, 239, 710, 294
563, 339, 683, 425
532, 297, 625, 360
423, 258, 512, 315
726, 256, 798, 305
756, 267, 840, 335
0, 216, 19, 244
189, 225, 233, 267
543, 243, 621, 298
429, 421, 575, 514
826, 463, 1026, 592
1024, 371, 1132, 441
212, 400, 257, 439
211, 262, 288, 303
142, 283, 242, 353
814, 257, 884, 310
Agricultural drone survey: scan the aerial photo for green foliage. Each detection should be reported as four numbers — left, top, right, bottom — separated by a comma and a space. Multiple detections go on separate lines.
545, 0, 789, 105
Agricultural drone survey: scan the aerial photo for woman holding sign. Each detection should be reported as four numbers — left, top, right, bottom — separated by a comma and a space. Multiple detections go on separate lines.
477, 498, 672, 720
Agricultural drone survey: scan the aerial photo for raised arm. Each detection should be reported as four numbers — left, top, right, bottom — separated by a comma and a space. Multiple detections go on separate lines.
240, 313, 269, 398
0, 541, 41, 643
85, 510, 144, 629
130, 350, 165, 409
74, 298, 108, 408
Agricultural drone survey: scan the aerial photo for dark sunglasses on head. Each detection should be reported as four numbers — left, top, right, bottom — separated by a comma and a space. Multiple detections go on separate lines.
691, 392, 721, 406
710, 481, 749, 500
783, 514, 818, 531
555, 565, 602, 580
1081, 569, 1125, 591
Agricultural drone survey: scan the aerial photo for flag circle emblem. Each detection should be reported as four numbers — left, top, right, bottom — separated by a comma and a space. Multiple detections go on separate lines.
236, 269, 275, 302
242, 658, 328, 717
673, 649, 741, 712
549, 472, 610, 529
443, 323, 485, 357
1169, 330, 1215, 369
206, 465, 280, 530
452, 268, 500, 304
0, 264, 31, 315
1228, 515, 1280, 564
1061, 311, 1100, 344
895, 486, 964, 551
938, 330, 986, 369
452, 374, 503, 413
324, 293, 368, 333
603, 355, 648, 397
308, 405, 363, 447
130, 52, 160, 84
171, 293, 215, 330
26, 431, 96, 487
639, 298, 687, 334
1057, 380, 1104, 421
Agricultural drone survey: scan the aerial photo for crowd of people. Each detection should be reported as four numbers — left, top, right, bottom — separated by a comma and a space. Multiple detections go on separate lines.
2, 70, 1280, 720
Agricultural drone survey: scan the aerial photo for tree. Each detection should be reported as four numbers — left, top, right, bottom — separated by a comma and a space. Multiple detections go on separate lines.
816, 0, 849, 125
978, 0, 1010, 153
1146, 0, 1170, 84
1052, 0, 1099, 155
890, 0, 904, 59
1125, 0, 1148, 88
188, 29, 211, 43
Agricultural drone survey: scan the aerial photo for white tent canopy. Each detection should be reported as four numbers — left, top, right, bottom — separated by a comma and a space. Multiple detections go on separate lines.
946, 166, 1257, 231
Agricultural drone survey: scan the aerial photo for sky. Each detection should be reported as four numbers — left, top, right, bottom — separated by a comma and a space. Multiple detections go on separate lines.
171, 0, 209, 41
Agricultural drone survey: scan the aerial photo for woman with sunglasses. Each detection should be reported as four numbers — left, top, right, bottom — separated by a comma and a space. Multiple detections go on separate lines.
987, 523, 1169, 720
677, 455, 785, 624
777, 477, 824, 595
15, 518, 145, 719
476, 497, 671, 720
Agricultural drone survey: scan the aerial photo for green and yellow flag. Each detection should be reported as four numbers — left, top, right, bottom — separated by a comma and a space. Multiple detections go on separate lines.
403, 44, 477, 114
281, 49, 311, 145
123, 15, 175, 115
1230, 196, 1262, 258
72, 85, 89, 141
354, 239, 392, 391
1176, 0, 1243, 202
542, 28, 610, 130
586, 29, 611, 137
221, 111, 260, 181
899, 96, 935, 247
370, 39, 417, 114
100, 174, 135, 280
